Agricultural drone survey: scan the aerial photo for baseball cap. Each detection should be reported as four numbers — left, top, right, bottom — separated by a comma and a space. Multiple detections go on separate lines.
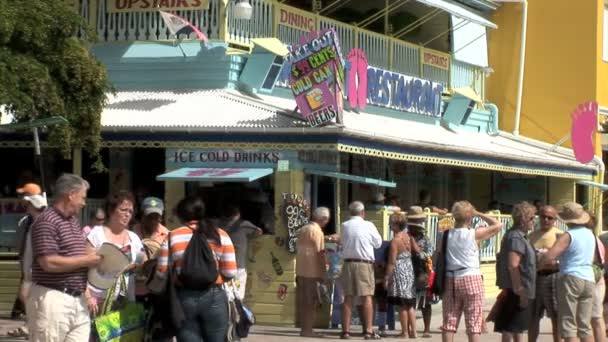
23, 194, 48, 209
17, 183, 42, 196
142, 197, 164, 216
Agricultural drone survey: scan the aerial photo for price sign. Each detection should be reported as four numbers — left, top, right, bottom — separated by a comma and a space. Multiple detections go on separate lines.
282, 193, 310, 254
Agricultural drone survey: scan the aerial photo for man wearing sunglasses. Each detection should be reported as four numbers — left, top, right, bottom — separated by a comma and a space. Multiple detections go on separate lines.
528, 206, 561, 342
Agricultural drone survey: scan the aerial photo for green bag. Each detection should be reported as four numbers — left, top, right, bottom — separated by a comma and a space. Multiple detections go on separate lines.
94, 276, 146, 342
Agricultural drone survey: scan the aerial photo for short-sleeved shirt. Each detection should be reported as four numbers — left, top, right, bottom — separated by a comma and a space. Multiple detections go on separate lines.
86, 225, 144, 300
156, 225, 237, 285
296, 222, 325, 278
340, 216, 382, 261
496, 229, 536, 299
223, 219, 260, 269
529, 227, 559, 251
31, 207, 88, 291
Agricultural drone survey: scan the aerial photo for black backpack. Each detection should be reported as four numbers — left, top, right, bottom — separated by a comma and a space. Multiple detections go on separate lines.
179, 228, 219, 290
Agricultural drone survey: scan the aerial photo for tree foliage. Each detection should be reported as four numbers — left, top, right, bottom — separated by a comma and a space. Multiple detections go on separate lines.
0, 0, 112, 171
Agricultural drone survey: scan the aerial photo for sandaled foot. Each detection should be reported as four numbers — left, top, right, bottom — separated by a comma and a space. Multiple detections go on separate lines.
364, 332, 381, 340
422, 332, 432, 338
340, 331, 351, 339
7, 326, 28, 338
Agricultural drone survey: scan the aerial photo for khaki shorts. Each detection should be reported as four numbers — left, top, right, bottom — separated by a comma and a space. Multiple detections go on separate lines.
593, 278, 605, 319
340, 261, 374, 297
557, 274, 594, 338
296, 276, 321, 306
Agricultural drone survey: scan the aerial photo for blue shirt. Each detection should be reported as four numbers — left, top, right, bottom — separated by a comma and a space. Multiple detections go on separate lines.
559, 227, 595, 282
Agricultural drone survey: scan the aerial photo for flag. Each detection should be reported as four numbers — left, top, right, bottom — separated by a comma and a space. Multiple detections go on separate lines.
159, 10, 208, 43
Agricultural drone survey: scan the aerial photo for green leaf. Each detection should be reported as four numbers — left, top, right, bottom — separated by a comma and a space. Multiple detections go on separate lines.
0, 0, 112, 171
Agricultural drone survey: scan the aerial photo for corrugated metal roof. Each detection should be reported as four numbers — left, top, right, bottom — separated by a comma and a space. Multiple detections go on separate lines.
101, 89, 306, 129
100, 89, 594, 173
254, 94, 595, 172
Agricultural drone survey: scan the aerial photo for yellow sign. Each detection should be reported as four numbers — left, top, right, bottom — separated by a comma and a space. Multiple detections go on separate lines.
277, 6, 315, 32
422, 50, 450, 71
106, 0, 209, 13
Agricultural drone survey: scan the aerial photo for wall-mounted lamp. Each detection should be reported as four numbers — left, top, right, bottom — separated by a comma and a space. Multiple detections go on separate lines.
234, 0, 253, 20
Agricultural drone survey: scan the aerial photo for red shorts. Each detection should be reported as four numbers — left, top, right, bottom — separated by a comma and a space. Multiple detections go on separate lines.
442, 275, 484, 334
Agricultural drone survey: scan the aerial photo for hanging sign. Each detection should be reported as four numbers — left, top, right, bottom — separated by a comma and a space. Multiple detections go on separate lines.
422, 50, 450, 71
286, 29, 345, 127
571, 101, 598, 164
282, 193, 310, 254
106, 0, 209, 13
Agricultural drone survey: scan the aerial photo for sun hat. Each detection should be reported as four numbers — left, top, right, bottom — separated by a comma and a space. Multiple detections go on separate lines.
142, 197, 164, 216
23, 195, 47, 209
17, 183, 42, 196
87, 243, 130, 290
558, 202, 590, 225
407, 206, 426, 220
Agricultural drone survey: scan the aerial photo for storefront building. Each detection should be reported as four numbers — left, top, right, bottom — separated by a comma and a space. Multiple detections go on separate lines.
0, 0, 600, 324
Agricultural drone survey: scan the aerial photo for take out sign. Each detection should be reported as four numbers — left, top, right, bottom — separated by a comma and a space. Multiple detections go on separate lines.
107, 0, 209, 12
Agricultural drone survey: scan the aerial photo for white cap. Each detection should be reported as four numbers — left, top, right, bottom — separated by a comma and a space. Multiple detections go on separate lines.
23, 194, 47, 209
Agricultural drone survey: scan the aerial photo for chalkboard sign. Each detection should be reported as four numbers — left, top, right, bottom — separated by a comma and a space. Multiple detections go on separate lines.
282, 193, 310, 254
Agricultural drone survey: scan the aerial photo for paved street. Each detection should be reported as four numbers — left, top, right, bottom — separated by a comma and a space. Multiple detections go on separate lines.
246, 300, 558, 341
0, 299, 559, 341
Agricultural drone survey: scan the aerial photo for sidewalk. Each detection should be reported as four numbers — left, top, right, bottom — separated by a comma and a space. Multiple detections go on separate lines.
0, 300, 558, 341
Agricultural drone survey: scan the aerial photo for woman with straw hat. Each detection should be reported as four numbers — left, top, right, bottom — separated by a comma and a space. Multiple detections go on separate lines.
544, 202, 596, 342
406, 206, 434, 338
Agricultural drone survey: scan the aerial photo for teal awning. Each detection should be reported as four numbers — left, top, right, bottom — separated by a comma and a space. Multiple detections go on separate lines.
157, 168, 273, 182
576, 180, 608, 192
306, 169, 396, 188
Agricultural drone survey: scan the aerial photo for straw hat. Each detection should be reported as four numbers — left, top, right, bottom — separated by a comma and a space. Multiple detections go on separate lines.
88, 243, 130, 290
558, 202, 590, 225
407, 206, 426, 219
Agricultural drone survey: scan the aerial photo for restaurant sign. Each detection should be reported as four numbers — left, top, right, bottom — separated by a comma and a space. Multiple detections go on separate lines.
345, 48, 444, 118
286, 29, 345, 127
106, 0, 209, 12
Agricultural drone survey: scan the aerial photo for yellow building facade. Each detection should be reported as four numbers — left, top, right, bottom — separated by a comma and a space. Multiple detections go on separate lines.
487, 1, 606, 218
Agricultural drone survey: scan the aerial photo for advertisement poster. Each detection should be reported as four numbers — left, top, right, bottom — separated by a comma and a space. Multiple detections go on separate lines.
286, 29, 344, 127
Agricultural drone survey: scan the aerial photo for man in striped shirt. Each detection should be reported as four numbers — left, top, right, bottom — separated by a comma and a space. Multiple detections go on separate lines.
27, 174, 102, 342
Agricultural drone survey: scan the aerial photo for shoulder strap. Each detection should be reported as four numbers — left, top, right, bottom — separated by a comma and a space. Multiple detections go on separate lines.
441, 229, 450, 255
595, 237, 604, 266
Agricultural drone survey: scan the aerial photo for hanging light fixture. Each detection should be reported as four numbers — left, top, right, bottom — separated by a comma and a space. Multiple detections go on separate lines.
234, 0, 253, 20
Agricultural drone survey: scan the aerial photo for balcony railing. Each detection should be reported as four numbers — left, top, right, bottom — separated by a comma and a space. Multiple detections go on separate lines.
80, 0, 485, 95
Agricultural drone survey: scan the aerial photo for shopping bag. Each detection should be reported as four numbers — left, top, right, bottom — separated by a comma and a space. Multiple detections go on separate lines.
94, 276, 146, 342
224, 281, 255, 341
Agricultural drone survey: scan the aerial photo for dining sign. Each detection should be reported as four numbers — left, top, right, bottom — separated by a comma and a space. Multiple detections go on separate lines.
107, 0, 209, 12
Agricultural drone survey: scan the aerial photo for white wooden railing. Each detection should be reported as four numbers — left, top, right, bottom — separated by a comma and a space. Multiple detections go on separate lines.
80, 0, 484, 94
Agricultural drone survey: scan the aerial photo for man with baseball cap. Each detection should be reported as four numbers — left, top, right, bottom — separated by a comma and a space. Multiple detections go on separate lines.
8, 184, 48, 338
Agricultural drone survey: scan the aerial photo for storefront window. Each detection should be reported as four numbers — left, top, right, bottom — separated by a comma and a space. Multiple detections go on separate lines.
185, 176, 275, 234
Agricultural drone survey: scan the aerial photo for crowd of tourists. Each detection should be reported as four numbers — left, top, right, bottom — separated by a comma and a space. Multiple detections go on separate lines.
296, 200, 608, 342
8, 172, 608, 342
11, 174, 258, 342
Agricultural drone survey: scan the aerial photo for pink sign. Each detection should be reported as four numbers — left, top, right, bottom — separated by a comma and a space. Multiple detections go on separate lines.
571, 101, 598, 164
287, 29, 344, 127
347, 48, 368, 111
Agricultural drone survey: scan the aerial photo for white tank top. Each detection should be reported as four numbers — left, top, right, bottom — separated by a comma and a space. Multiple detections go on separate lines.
445, 228, 481, 278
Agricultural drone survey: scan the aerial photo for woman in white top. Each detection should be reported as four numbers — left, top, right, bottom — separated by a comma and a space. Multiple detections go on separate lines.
441, 201, 502, 342
85, 191, 145, 316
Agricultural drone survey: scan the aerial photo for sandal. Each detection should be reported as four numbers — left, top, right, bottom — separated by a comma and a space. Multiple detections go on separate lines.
364, 332, 381, 340
340, 331, 351, 339
7, 326, 28, 338
422, 332, 432, 338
